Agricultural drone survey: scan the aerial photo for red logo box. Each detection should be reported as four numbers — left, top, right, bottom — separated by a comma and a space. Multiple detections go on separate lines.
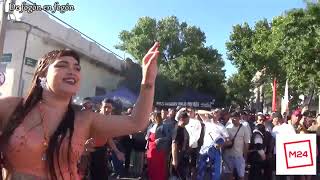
283, 140, 314, 169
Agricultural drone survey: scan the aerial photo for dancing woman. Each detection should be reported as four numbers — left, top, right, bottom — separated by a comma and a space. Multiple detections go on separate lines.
0, 42, 160, 180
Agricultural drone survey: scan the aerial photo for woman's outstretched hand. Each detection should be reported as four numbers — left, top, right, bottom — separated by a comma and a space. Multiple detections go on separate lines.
142, 42, 160, 85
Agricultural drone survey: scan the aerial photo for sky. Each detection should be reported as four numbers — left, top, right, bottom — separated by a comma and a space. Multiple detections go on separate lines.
31, 0, 306, 78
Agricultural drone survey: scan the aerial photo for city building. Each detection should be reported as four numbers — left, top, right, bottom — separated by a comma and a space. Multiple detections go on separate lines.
0, 9, 125, 104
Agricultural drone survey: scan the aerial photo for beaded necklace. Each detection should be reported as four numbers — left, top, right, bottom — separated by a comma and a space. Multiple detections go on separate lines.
15, 101, 49, 161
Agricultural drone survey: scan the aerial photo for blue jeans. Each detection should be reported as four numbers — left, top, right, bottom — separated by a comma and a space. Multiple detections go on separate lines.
111, 151, 124, 176
197, 146, 222, 180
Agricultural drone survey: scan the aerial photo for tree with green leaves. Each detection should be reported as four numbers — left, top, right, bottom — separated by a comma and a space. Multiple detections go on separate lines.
116, 16, 226, 105
225, 72, 252, 108
226, 1, 320, 109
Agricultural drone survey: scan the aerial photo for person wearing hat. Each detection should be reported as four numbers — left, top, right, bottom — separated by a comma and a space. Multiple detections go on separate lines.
197, 109, 230, 180
171, 111, 190, 180
223, 112, 250, 180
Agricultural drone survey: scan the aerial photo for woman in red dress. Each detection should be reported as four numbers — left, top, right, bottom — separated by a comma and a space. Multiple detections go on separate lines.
146, 111, 171, 180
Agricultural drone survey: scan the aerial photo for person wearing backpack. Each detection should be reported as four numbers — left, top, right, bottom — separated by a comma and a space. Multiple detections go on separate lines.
248, 124, 267, 180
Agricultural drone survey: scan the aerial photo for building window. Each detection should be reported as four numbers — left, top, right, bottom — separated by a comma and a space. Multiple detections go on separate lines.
25, 57, 38, 67
1, 53, 12, 63
95, 86, 106, 96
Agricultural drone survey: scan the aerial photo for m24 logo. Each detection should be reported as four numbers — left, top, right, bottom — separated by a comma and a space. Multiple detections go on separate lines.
283, 140, 314, 169
288, 151, 308, 158
276, 134, 316, 175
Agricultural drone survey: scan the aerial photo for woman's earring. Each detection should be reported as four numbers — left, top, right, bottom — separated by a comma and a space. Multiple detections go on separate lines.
39, 77, 48, 90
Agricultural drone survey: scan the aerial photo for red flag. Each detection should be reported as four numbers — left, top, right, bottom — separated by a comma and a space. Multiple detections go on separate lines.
272, 78, 277, 112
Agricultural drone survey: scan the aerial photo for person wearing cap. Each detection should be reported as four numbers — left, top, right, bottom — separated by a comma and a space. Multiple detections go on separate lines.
171, 111, 190, 180
271, 111, 296, 180
197, 109, 230, 180
223, 112, 250, 180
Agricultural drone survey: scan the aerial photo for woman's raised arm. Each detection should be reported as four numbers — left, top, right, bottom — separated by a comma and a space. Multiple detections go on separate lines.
89, 42, 160, 140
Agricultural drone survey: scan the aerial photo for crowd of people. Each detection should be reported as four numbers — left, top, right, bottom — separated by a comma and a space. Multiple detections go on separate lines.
0, 45, 318, 180
78, 97, 320, 180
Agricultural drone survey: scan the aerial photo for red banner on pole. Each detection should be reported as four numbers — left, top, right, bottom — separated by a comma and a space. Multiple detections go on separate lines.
272, 78, 277, 112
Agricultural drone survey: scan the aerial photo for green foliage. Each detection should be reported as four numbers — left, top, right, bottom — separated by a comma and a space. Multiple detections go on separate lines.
226, 1, 320, 107
225, 72, 252, 108
116, 16, 226, 105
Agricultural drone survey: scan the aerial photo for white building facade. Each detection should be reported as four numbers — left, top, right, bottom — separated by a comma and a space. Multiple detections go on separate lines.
0, 10, 125, 103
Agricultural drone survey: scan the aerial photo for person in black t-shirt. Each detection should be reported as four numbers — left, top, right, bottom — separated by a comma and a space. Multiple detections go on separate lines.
171, 111, 190, 180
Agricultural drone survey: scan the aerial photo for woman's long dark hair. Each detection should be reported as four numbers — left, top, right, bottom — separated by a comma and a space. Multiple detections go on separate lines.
0, 49, 80, 180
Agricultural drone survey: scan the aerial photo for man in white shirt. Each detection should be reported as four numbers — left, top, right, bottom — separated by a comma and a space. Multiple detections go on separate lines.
272, 111, 296, 151
271, 112, 296, 180
197, 109, 230, 180
223, 112, 250, 180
